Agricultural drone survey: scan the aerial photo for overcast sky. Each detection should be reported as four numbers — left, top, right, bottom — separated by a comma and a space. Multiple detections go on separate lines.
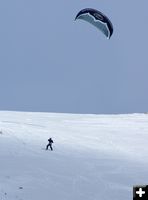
0, 0, 148, 114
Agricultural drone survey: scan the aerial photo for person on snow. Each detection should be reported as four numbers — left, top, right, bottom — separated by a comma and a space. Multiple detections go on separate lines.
46, 138, 54, 151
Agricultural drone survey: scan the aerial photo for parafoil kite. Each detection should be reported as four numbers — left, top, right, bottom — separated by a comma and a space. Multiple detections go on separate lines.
75, 8, 113, 39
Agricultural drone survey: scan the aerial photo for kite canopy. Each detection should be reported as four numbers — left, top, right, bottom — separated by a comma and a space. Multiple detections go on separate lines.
75, 8, 113, 39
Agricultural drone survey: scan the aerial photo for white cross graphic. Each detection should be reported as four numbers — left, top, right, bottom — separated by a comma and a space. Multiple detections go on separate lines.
136, 188, 145, 197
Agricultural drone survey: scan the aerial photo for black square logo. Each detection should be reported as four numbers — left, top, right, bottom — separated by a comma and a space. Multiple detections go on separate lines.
133, 185, 148, 200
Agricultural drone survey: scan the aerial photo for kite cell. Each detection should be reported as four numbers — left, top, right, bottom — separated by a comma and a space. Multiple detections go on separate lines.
75, 8, 113, 39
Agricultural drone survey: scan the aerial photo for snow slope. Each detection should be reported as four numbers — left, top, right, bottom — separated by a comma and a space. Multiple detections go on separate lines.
0, 111, 148, 200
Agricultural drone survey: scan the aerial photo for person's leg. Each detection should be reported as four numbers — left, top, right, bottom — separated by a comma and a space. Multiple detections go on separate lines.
46, 144, 49, 150
50, 144, 53, 151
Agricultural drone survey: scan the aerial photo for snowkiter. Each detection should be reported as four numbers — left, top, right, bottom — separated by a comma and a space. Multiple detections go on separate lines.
46, 138, 53, 151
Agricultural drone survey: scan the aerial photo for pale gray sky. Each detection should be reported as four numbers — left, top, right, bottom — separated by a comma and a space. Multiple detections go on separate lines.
0, 0, 148, 114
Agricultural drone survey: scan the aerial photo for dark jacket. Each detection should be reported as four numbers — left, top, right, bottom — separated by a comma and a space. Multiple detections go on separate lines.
48, 138, 53, 145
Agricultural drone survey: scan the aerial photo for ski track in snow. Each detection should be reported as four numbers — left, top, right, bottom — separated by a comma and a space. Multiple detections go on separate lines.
0, 111, 148, 200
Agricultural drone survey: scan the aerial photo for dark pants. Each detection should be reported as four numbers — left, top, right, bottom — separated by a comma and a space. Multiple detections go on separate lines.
46, 143, 53, 151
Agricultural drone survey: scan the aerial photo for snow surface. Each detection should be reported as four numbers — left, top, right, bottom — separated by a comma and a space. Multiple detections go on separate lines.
0, 111, 148, 200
